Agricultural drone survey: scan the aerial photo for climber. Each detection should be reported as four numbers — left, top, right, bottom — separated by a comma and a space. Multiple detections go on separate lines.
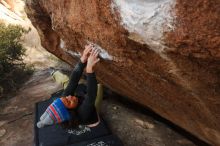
37, 44, 102, 128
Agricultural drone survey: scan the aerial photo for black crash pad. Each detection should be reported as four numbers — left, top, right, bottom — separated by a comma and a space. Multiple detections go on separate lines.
68, 134, 123, 146
34, 98, 111, 146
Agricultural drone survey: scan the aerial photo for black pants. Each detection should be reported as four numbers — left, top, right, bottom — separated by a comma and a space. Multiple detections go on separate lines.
62, 61, 98, 124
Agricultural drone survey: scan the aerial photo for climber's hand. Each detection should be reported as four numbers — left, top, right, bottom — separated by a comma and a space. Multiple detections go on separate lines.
80, 44, 93, 63
86, 48, 100, 73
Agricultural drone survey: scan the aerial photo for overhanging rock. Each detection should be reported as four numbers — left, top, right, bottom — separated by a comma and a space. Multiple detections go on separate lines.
25, 0, 220, 145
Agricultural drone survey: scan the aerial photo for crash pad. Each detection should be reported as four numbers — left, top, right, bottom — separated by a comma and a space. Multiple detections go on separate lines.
34, 90, 123, 146
68, 135, 123, 146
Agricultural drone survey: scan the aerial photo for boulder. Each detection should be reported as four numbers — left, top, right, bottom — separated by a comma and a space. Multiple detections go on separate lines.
25, 0, 220, 145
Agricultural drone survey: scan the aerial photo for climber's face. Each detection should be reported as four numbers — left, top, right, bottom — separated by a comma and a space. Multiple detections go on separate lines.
62, 95, 78, 109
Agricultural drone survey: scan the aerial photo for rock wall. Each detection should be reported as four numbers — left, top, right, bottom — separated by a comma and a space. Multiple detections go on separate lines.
25, 0, 220, 145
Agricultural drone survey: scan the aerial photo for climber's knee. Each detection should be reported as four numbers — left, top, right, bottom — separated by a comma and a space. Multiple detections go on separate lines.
52, 71, 70, 88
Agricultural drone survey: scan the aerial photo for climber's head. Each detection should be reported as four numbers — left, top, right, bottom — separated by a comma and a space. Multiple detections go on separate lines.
61, 95, 78, 109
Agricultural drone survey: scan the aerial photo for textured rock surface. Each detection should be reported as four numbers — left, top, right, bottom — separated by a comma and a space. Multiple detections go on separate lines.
25, 0, 220, 145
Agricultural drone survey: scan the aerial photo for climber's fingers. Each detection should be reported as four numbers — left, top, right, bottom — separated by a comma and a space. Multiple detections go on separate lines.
93, 49, 100, 57
90, 47, 96, 55
84, 44, 93, 54
95, 58, 100, 64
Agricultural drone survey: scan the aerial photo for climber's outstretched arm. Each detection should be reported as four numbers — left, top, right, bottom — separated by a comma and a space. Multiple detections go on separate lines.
62, 61, 86, 96
62, 45, 93, 96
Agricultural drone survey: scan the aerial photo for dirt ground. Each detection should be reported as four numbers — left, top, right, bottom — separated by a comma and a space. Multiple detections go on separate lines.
0, 66, 204, 146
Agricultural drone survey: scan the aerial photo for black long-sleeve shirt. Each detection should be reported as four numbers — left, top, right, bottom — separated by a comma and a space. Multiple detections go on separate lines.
62, 61, 98, 125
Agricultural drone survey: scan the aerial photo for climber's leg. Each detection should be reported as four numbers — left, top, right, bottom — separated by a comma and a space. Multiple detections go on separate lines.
95, 84, 103, 113
52, 70, 87, 89
52, 71, 70, 89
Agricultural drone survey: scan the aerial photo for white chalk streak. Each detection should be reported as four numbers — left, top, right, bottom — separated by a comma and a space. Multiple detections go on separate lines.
111, 0, 175, 54
87, 41, 113, 61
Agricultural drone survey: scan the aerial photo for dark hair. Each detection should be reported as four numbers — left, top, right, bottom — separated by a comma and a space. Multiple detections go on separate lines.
60, 109, 80, 129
